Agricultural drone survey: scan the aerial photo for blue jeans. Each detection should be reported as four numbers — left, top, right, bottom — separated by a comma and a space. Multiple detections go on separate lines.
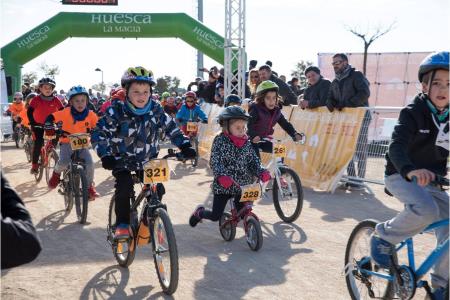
375, 173, 449, 288
55, 143, 94, 185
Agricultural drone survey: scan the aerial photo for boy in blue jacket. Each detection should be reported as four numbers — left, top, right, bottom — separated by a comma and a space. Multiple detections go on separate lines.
176, 91, 208, 135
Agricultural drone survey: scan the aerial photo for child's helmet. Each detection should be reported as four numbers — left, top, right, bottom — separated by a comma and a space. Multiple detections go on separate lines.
418, 51, 449, 82
67, 85, 89, 101
38, 77, 56, 87
218, 106, 250, 126
184, 91, 197, 99
224, 94, 242, 107
255, 80, 279, 96
161, 91, 170, 99
121, 66, 156, 88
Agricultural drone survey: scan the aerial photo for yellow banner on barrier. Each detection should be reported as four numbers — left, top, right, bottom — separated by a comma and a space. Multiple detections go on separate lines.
284, 107, 365, 191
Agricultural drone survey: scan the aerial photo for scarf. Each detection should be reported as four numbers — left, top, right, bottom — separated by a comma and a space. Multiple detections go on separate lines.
71, 106, 89, 122
426, 98, 449, 123
125, 98, 152, 116
224, 132, 248, 148
335, 64, 352, 81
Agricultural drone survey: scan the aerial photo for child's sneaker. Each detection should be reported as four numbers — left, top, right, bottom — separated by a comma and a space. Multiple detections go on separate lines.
88, 185, 100, 201
114, 223, 130, 240
370, 234, 395, 268
48, 171, 60, 189
189, 205, 205, 227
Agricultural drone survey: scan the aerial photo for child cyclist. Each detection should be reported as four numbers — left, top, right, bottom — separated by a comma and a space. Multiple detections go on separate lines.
6, 92, 25, 131
224, 94, 242, 107
92, 66, 196, 240
27, 78, 64, 174
176, 91, 208, 135
248, 80, 304, 158
17, 93, 37, 129
189, 106, 271, 227
371, 51, 449, 300
45, 86, 99, 200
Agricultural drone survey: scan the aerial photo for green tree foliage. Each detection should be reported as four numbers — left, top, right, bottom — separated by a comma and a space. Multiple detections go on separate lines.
291, 60, 313, 88
154, 75, 182, 94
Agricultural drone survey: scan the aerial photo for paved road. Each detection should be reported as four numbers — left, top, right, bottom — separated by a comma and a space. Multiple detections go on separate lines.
1, 141, 432, 299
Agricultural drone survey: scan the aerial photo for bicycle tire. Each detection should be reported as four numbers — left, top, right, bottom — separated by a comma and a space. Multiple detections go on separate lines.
24, 140, 32, 162
35, 154, 44, 183
14, 127, 20, 148
151, 208, 179, 295
45, 149, 59, 185
219, 212, 236, 241
345, 219, 396, 300
245, 216, 263, 251
17, 131, 26, 148
108, 196, 136, 267
63, 172, 74, 215
191, 136, 198, 167
272, 166, 303, 223
73, 166, 89, 224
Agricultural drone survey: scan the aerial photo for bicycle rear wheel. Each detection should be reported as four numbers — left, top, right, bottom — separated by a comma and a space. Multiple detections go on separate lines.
45, 149, 59, 185
35, 154, 44, 183
345, 219, 396, 300
191, 136, 198, 167
245, 216, 263, 251
24, 140, 32, 162
108, 196, 136, 267
72, 166, 89, 224
151, 208, 179, 295
272, 166, 303, 223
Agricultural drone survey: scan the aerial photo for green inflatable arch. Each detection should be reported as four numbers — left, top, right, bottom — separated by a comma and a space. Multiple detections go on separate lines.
1, 12, 226, 99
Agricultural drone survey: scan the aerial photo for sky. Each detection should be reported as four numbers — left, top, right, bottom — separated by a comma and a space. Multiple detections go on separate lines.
1, 0, 449, 93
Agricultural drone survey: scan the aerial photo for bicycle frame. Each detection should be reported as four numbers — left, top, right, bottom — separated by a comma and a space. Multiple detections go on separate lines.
359, 219, 449, 285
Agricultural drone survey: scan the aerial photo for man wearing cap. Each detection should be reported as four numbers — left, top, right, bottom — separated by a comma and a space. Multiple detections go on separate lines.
299, 66, 331, 109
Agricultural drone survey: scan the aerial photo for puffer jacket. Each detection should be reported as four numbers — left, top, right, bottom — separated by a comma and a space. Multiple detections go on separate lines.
210, 133, 266, 195
176, 104, 207, 125
303, 77, 331, 108
92, 99, 190, 171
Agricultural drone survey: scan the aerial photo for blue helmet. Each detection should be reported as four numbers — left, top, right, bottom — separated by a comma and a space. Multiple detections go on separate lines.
224, 94, 242, 107
418, 51, 449, 82
67, 85, 89, 101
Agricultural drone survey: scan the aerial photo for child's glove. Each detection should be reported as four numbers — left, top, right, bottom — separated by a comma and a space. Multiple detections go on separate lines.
217, 176, 233, 189
259, 171, 271, 183
101, 156, 116, 170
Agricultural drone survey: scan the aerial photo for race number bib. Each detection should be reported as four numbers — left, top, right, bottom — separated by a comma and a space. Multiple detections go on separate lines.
274, 143, 287, 158
187, 122, 198, 132
69, 134, 91, 150
144, 160, 170, 183
240, 183, 262, 202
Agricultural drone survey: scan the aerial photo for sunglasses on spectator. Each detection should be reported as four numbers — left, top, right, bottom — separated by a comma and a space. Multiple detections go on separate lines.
332, 61, 344, 66
186, 100, 194, 103
14, 97, 23, 100
251, 75, 259, 79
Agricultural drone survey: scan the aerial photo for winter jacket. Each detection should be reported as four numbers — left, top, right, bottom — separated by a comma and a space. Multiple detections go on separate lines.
247, 102, 298, 139
176, 104, 207, 125
385, 93, 449, 178
7, 102, 25, 118
1, 173, 41, 269
164, 104, 178, 116
210, 133, 266, 195
303, 77, 331, 108
91, 99, 190, 171
327, 68, 370, 109
270, 74, 298, 106
27, 95, 63, 125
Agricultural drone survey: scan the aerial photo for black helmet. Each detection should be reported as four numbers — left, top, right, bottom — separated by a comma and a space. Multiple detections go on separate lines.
38, 77, 56, 87
218, 106, 250, 126
224, 94, 242, 107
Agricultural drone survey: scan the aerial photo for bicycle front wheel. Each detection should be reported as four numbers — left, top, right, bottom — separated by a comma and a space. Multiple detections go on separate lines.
345, 219, 396, 300
151, 208, 179, 295
191, 136, 198, 167
24, 140, 32, 162
35, 154, 44, 183
72, 166, 89, 224
272, 166, 303, 223
245, 216, 263, 251
45, 149, 59, 185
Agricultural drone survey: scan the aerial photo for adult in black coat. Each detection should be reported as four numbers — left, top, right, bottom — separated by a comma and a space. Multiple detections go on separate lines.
300, 66, 331, 109
1, 173, 41, 269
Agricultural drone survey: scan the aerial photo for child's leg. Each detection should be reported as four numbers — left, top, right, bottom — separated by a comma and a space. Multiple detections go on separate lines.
54, 143, 72, 174
232, 194, 244, 214
201, 194, 231, 222
375, 174, 440, 244
31, 128, 44, 164
112, 170, 134, 225
79, 149, 94, 185
428, 186, 449, 289
251, 142, 261, 159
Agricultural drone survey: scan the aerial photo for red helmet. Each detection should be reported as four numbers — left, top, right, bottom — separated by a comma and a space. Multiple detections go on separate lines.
184, 91, 197, 99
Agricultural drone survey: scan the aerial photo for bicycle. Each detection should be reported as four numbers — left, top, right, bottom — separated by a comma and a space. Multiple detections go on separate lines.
107, 149, 183, 295
344, 176, 449, 300
21, 127, 33, 162
219, 180, 264, 251
56, 132, 91, 224
13, 121, 26, 148
259, 136, 306, 223
184, 119, 202, 167
32, 125, 59, 184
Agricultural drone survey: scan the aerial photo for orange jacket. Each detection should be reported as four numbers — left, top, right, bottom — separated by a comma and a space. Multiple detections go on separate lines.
8, 102, 25, 118
51, 107, 98, 144
18, 109, 30, 128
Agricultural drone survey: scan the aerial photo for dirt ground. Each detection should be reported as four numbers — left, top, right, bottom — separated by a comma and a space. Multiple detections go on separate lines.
1, 141, 434, 299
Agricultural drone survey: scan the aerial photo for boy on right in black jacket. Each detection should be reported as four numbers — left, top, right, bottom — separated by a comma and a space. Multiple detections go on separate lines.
370, 52, 449, 300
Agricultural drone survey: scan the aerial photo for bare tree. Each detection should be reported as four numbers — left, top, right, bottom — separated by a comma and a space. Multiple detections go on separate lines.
346, 22, 396, 75
38, 61, 60, 79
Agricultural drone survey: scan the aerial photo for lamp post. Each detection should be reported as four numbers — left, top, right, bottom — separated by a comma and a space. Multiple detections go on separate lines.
95, 67, 104, 94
